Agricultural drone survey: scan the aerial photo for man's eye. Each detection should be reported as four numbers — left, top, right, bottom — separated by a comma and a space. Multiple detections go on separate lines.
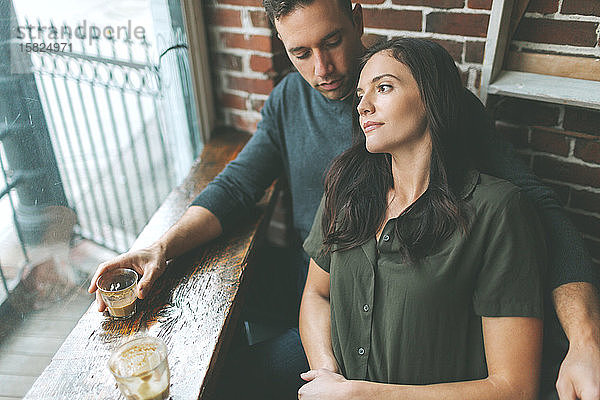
326, 38, 341, 48
296, 51, 311, 60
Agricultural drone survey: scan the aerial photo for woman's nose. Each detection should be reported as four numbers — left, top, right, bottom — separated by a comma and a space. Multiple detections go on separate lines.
357, 96, 373, 115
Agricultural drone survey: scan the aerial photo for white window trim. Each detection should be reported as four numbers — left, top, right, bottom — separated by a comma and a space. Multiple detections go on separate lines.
181, 0, 215, 142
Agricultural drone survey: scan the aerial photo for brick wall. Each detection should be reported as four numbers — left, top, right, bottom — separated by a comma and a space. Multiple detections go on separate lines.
203, 0, 600, 266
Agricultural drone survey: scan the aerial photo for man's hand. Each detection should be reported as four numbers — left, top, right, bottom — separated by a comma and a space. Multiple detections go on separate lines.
298, 369, 352, 400
88, 242, 168, 311
556, 340, 600, 400
553, 282, 600, 400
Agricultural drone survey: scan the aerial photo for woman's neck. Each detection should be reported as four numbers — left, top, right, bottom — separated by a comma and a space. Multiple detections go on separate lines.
388, 135, 432, 213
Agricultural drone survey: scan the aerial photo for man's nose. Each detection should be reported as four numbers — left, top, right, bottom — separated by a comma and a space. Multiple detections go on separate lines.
314, 50, 333, 78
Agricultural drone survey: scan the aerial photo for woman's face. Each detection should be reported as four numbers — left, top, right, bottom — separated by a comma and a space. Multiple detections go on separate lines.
356, 51, 429, 155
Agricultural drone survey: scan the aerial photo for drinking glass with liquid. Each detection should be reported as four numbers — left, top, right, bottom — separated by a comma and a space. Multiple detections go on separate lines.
108, 336, 171, 400
97, 268, 138, 319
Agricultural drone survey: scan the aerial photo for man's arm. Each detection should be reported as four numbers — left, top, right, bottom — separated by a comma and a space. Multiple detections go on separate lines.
88, 206, 222, 310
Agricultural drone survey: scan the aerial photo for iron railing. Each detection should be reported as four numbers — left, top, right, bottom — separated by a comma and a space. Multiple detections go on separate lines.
26, 20, 177, 253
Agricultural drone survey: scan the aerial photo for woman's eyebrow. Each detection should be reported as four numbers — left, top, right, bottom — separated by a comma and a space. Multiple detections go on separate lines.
371, 73, 400, 84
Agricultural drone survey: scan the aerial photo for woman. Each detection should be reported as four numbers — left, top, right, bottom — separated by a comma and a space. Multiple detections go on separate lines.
299, 38, 545, 399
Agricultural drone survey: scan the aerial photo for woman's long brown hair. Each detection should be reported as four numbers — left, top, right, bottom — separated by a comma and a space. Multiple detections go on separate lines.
321, 38, 471, 261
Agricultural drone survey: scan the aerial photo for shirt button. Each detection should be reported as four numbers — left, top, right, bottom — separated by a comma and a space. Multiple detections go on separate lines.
358, 347, 365, 355
363, 304, 370, 312
382, 234, 390, 242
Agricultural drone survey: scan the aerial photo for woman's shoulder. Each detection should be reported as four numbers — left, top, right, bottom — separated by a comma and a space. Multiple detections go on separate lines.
470, 173, 530, 216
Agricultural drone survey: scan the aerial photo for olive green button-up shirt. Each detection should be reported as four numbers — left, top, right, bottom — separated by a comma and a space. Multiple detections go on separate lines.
303, 171, 545, 385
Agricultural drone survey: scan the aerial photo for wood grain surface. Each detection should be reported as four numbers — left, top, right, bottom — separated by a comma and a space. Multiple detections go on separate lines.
24, 130, 277, 400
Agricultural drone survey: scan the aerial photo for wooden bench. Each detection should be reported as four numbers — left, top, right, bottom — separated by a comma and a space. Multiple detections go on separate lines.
23, 129, 278, 400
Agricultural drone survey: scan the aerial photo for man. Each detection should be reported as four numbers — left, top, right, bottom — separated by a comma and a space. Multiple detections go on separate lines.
89, 0, 600, 399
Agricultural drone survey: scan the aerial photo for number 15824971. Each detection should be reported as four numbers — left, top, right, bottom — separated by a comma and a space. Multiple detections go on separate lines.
18, 42, 72, 53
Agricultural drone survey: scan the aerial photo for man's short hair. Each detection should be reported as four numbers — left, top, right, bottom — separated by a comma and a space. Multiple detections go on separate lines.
263, 0, 353, 25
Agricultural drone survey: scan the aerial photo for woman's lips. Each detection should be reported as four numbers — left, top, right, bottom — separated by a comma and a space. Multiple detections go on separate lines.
363, 121, 384, 133
319, 79, 343, 91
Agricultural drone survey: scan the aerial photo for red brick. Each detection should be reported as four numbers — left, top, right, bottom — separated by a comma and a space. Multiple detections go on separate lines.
231, 113, 260, 133
212, 52, 243, 71
216, 0, 262, 6
574, 139, 600, 164
513, 18, 598, 47
495, 121, 529, 149
494, 98, 560, 126
363, 9, 422, 31
584, 238, 600, 260
571, 189, 600, 214
468, 0, 492, 10
568, 211, 600, 239
527, 0, 559, 13
426, 12, 490, 38
227, 76, 274, 95
564, 107, 600, 136
392, 0, 463, 7
533, 156, 600, 188
530, 128, 570, 156
250, 10, 270, 29
465, 40, 485, 63
430, 39, 463, 62
362, 33, 387, 48
562, 0, 600, 16
219, 93, 247, 110
251, 98, 266, 112
250, 55, 274, 73
206, 8, 242, 28
221, 32, 274, 52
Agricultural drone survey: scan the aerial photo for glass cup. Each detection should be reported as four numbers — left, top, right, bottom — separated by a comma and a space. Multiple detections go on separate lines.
108, 336, 171, 400
97, 268, 138, 319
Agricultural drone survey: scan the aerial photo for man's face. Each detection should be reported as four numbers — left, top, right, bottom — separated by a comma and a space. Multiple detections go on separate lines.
274, 0, 364, 100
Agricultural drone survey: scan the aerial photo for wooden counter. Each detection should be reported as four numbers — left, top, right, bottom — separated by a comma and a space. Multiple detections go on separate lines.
23, 130, 277, 400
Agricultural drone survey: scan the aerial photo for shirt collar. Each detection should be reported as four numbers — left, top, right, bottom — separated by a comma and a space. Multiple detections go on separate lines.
458, 169, 480, 200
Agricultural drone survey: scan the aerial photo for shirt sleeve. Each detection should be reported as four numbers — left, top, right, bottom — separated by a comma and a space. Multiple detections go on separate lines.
463, 89, 599, 291
303, 195, 331, 272
190, 88, 284, 232
473, 190, 546, 319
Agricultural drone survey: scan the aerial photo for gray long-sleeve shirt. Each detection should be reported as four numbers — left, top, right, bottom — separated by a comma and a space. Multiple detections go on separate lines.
192, 71, 598, 293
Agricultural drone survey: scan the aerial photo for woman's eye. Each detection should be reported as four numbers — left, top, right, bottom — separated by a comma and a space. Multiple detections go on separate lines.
377, 84, 392, 93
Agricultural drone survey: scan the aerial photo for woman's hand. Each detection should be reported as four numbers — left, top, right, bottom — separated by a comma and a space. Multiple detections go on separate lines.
298, 369, 353, 400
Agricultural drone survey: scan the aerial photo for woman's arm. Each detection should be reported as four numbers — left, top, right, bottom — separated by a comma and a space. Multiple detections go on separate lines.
299, 316, 543, 400
299, 258, 338, 372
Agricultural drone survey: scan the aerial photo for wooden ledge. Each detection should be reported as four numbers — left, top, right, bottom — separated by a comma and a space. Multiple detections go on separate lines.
24, 129, 278, 400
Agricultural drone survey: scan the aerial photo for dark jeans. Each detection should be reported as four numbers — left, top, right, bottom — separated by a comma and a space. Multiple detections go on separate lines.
213, 244, 309, 399
214, 327, 309, 400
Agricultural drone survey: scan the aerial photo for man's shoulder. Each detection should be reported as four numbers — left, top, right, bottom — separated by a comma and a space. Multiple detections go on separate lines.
272, 71, 310, 97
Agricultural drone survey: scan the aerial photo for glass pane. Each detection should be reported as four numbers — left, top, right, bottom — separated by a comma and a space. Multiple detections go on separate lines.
0, 1, 203, 396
